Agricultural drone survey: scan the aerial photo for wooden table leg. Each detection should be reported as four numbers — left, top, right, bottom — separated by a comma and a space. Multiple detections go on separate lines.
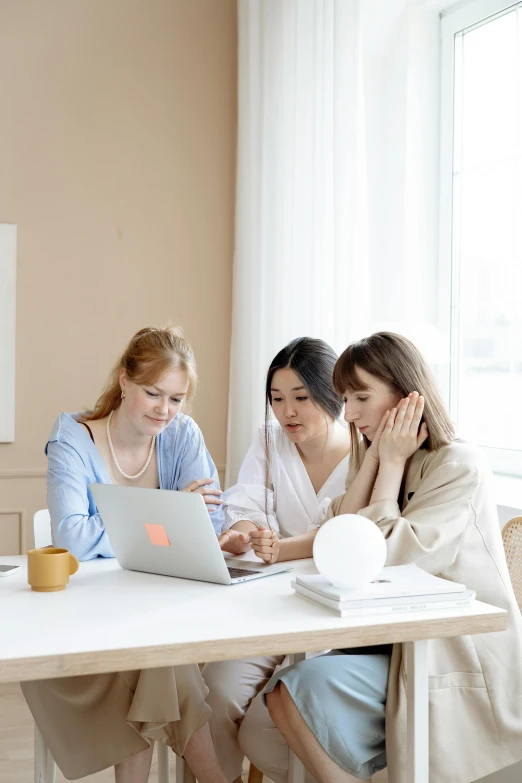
405, 640, 429, 783
248, 764, 264, 783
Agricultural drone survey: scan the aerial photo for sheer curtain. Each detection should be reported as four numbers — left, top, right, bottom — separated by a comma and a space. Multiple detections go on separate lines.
226, 0, 442, 485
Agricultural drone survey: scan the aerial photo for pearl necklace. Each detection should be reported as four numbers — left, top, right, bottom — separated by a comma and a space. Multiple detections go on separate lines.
106, 410, 156, 480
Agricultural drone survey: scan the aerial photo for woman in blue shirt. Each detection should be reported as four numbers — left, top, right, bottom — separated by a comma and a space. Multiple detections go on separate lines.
22, 325, 228, 783
47, 327, 224, 559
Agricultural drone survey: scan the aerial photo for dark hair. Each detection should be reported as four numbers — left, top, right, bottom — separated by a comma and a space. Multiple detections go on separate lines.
266, 337, 343, 421
333, 331, 455, 470
261, 338, 344, 522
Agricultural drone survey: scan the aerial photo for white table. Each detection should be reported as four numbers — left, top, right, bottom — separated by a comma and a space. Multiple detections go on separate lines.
0, 555, 506, 783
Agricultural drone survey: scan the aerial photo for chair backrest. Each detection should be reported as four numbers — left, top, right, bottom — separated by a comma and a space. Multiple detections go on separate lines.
502, 516, 522, 613
33, 509, 52, 549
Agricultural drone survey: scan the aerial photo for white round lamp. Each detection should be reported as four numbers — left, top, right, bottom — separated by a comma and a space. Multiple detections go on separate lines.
313, 514, 387, 590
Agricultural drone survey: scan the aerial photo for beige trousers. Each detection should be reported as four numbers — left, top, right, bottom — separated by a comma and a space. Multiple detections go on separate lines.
202, 656, 317, 783
21, 665, 210, 780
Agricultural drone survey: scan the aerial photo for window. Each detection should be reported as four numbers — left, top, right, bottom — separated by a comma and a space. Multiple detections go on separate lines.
441, 0, 522, 477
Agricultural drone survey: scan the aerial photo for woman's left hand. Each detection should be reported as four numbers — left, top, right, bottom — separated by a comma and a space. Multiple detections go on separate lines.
249, 526, 280, 564
378, 392, 428, 466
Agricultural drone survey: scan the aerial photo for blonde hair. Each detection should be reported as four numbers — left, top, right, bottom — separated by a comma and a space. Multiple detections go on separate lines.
333, 332, 455, 470
82, 325, 197, 421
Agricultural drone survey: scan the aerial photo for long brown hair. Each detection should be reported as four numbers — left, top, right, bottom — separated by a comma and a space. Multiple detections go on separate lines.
82, 325, 197, 421
333, 332, 455, 470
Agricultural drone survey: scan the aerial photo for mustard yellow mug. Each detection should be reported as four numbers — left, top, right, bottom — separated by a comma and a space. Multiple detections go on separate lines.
27, 547, 79, 592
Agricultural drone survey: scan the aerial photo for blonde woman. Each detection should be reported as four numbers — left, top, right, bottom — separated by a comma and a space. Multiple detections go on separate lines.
260, 332, 522, 783
22, 326, 227, 783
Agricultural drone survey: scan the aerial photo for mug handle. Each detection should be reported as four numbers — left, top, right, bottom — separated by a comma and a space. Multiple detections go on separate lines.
68, 553, 80, 575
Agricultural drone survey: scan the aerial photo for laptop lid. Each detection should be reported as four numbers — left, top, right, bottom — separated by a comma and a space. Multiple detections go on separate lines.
90, 483, 233, 585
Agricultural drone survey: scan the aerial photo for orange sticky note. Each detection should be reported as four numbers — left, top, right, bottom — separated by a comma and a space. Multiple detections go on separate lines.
145, 523, 171, 547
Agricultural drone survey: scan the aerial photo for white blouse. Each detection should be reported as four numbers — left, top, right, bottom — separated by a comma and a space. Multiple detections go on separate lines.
222, 422, 349, 537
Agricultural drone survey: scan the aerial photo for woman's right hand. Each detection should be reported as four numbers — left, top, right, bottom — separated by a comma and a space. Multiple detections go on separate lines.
181, 478, 223, 512
218, 530, 251, 555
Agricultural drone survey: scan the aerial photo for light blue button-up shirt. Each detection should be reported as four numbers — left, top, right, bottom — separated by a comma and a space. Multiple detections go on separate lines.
46, 412, 224, 560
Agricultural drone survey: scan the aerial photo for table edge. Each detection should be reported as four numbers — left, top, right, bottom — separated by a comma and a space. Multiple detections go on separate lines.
1, 607, 507, 684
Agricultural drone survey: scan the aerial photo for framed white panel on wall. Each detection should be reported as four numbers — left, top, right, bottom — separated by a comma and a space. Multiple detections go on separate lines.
0, 224, 17, 443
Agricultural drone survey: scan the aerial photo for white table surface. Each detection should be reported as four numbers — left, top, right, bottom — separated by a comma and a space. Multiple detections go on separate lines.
0, 554, 506, 684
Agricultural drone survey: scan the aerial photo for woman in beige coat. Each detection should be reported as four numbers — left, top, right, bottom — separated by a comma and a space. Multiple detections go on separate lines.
259, 332, 522, 783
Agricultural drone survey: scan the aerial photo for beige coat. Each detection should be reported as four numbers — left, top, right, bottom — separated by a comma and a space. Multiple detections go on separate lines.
328, 440, 522, 783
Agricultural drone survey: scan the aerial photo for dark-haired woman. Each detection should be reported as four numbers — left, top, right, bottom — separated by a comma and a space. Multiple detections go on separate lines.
262, 332, 522, 783
204, 337, 350, 783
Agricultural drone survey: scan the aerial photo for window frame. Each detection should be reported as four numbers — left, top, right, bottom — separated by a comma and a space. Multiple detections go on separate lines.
439, 0, 522, 477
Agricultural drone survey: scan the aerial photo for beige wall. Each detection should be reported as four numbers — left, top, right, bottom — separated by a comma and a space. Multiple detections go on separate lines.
0, 0, 237, 552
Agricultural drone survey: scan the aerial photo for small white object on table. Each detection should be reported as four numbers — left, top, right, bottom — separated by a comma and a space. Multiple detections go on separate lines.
313, 514, 388, 588
0, 554, 506, 783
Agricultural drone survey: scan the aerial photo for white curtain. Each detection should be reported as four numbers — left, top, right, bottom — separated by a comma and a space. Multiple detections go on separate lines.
226, 0, 442, 485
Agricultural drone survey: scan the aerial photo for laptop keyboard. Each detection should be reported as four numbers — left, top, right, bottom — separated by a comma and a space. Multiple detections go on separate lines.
227, 567, 261, 579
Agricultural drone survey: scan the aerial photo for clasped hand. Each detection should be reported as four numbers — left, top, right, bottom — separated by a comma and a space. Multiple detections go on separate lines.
218, 526, 280, 562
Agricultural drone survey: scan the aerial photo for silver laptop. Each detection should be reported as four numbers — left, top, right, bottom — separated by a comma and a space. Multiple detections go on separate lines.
90, 483, 292, 585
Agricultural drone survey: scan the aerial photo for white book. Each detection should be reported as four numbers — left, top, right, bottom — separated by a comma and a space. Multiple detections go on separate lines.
293, 580, 476, 617
295, 564, 467, 603
291, 580, 475, 611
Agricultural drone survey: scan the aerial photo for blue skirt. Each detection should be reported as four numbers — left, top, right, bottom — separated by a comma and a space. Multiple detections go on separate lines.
264, 645, 392, 779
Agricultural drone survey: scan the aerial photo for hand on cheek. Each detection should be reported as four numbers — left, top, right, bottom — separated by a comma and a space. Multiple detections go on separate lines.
377, 392, 429, 465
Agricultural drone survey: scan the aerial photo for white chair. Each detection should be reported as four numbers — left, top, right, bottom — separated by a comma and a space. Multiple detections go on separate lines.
31, 509, 174, 782
32, 510, 56, 783
35, 723, 173, 783
502, 515, 522, 612
33, 509, 52, 549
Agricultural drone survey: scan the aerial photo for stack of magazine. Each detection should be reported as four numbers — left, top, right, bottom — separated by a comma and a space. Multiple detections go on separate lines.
292, 564, 475, 617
